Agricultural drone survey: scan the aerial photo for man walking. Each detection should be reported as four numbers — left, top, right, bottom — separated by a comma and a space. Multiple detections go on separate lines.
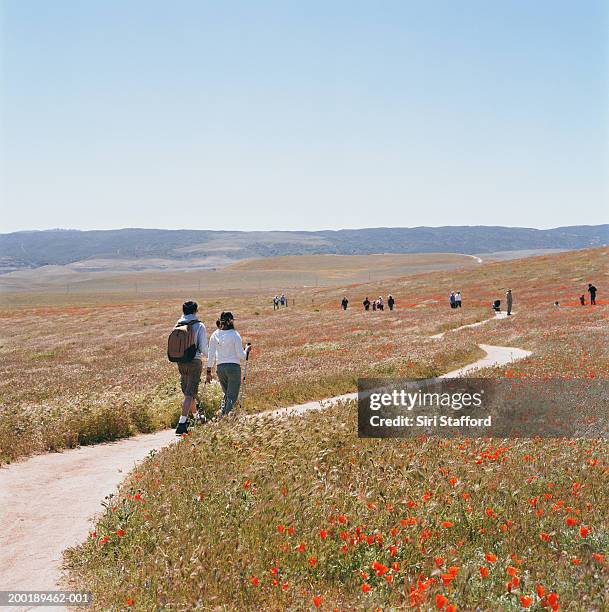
387, 294, 395, 311
341, 296, 349, 310
588, 283, 597, 305
455, 291, 462, 308
171, 300, 208, 435
506, 289, 513, 316
207, 311, 251, 416
363, 296, 371, 311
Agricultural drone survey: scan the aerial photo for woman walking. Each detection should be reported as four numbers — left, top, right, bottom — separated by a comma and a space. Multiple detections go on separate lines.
207, 311, 251, 415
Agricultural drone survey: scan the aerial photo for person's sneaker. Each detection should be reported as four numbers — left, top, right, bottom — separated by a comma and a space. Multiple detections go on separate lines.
175, 421, 188, 435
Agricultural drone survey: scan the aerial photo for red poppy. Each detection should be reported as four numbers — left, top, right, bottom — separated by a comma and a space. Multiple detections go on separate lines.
520, 596, 533, 608
479, 566, 489, 578
313, 595, 322, 609
579, 525, 591, 538
319, 529, 328, 540
485, 552, 497, 563
249, 576, 259, 586
361, 583, 372, 593
441, 521, 454, 528
435, 594, 448, 609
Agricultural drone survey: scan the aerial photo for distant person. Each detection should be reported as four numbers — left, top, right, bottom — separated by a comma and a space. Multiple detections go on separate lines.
273, 296, 279, 310
455, 291, 462, 308
280, 293, 286, 307
492, 299, 501, 312
207, 311, 251, 416
579, 294, 586, 306
387, 294, 395, 311
506, 289, 513, 316
554, 301, 560, 307
588, 283, 597, 305
168, 300, 208, 435
449, 291, 456, 309
363, 297, 371, 311
378, 296, 384, 311
341, 296, 349, 310
372, 300, 377, 311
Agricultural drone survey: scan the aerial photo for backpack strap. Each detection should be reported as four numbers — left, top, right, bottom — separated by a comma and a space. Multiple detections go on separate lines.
175, 319, 200, 328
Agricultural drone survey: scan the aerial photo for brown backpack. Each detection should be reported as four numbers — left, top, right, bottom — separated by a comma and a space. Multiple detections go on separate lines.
167, 320, 200, 363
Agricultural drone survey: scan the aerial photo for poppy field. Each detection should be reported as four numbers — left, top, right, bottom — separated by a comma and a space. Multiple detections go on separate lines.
57, 247, 609, 610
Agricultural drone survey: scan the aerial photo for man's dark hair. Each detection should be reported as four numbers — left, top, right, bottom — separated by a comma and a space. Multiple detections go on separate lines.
182, 300, 198, 315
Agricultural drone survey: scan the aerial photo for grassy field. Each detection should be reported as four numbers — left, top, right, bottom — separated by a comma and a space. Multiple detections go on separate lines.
0, 252, 478, 294
1, 248, 606, 466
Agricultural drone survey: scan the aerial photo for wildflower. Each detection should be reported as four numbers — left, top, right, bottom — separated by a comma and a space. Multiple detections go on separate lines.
479, 566, 489, 578
520, 596, 533, 608
319, 529, 328, 540
125, 598, 134, 606
270, 567, 279, 576
540, 532, 551, 542
313, 595, 322, 608
485, 552, 497, 563
441, 521, 454, 528
579, 525, 591, 538
287, 526, 294, 536
361, 583, 372, 592
276, 524, 285, 533
440, 573, 455, 586
249, 576, 259, 586
116, 529, 125, 537
391, 561, 400, 571
385, 574, 394, 584
536, 584, 545, 598
244, 480, 252, 489
434, 557, 444, 567
506, 566, 517, 577
435, 593, 448, 609
308, 557, 317, 567
446, 605, 457, 612
565, 517, 578, 527
571, 557, 581, 565
592, 553, 605, 564
281, 582, 289, 591
338, 514, 347, 524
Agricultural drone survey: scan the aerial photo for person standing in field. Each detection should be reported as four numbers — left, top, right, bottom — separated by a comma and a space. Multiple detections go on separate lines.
273, 296, 279, 310
506, 289, 513, 315
588, 283, 597, 305
170, 300, 208, 436
378, 296, 384, 311
363, 296, 371, 311
387, 294, 395, 311
455, 291, 462, 308
372, 299, 377, 311
449, 291, 456, 309
207, 311, 251, 416
341, 296, 349, 310
281, 292, 286, 307
579, 294, 586, 306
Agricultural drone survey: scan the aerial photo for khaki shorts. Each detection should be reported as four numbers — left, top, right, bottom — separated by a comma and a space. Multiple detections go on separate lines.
178, 359, 202, 397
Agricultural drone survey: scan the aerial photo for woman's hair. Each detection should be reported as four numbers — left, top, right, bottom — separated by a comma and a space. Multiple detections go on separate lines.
219, 311, 235, 330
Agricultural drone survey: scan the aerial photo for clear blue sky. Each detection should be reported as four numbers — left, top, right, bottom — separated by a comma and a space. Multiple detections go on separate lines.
1, 0, 607, 233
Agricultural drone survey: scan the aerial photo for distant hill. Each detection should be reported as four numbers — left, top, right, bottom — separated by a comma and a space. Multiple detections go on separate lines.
0, 225, 607, 274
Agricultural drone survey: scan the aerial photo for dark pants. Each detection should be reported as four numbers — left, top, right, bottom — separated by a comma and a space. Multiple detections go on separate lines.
590, 293, 596, 305
216, 363, 242, 415
507, 301, 512, 315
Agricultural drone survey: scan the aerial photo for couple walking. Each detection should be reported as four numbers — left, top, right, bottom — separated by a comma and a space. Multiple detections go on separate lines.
169, 301, 251, 435
449, 291, 462, 308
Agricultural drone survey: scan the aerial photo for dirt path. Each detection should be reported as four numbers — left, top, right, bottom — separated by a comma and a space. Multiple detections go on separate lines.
0, 313, 530, 611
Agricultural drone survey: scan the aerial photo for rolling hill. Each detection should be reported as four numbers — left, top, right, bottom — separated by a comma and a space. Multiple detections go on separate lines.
0, 225, 607, 274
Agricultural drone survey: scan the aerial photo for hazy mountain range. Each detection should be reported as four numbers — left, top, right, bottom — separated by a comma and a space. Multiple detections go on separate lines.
0, 225, 607, 274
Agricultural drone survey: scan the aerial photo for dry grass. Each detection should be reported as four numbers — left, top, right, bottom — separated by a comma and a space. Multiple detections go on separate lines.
2, 248, 607, 464
65, 400, 609, 610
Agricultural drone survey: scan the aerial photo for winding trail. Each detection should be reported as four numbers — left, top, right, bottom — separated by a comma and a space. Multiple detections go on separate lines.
0, 312, 530, 610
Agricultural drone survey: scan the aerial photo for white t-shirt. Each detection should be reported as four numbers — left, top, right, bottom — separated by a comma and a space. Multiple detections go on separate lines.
207, 329, 247, 367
